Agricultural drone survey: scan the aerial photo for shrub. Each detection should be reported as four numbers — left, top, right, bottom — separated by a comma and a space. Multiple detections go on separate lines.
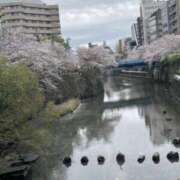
0, 57, 44, 122
162, 53, 180, 65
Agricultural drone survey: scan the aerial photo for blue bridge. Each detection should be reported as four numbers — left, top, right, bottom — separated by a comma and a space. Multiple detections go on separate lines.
117, 59, 147, 70
105, 58, 151, 78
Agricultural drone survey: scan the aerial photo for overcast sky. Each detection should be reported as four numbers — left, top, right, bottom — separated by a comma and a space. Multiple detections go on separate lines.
43, 0, 140, 48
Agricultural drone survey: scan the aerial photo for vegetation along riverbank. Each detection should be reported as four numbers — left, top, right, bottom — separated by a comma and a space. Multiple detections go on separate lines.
0, 31, 115, 164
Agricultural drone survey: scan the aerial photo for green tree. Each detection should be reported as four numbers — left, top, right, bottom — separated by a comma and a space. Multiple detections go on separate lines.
0, 58, 44, 121
64, 38, 71, 50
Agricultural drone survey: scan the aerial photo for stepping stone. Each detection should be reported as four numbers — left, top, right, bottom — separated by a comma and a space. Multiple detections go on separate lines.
172, 138, 180, 147
81, 156, 89, 166
63, 157, 71, 167
116, 153, 125, 166
166, 118, 172, 122
167, 151, 179, 163
152, 152, 160, 164
137, 155, 145, 164
97, 156, 105, 165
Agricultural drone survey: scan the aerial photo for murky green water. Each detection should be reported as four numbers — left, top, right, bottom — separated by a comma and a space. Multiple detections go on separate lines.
32, 76, 180, 180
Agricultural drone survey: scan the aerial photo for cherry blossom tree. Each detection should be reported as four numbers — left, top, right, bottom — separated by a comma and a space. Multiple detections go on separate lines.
77, 45, 116, 66
128, 34, 180, 62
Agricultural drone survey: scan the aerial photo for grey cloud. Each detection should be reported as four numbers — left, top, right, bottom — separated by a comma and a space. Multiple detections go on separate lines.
43, 0, 140, 48
64, 18, 134, 47
45, 0, 139, 9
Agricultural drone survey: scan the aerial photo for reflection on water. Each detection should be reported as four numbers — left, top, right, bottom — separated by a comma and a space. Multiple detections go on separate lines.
32, 76, 180, 180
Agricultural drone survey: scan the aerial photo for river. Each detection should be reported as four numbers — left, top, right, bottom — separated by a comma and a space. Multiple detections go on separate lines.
32, 75, 180, 180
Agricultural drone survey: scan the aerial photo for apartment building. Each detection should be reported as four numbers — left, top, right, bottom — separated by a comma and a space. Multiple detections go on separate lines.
0, 0, 60, 36
168, 0, 180, 34
131, 0, 180, 46
141, 0, 168, 44
148, 9, 163, 43
147, 2, 170, 43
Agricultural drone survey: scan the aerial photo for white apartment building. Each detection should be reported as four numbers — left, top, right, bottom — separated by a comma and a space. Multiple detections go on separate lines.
0, 0, 60, 36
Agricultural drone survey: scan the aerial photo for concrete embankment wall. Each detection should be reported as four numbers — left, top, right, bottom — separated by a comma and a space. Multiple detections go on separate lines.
169, 78, 180, 104
108, 63, 180, 103
152, 61, 180, 83
152, 61, 180, 103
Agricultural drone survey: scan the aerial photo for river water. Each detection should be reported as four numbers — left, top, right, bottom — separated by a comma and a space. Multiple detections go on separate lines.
32, 76, 180, 180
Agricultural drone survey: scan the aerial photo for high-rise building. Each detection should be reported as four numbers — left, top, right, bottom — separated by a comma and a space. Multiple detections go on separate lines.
137, 16, 144, 46
147, 1, 169, 43
148, 9, 163, 43
0, 0, 60, 36
131, 6, 144, 46
168, 0, 180, 34
124, 37, 135, 51
160, 0, 169, 34
141, 0, 167, 44
131, 23, 138, 45
116, 38, 135, 57
116, 39, 124, 55
135, 0, 180, 45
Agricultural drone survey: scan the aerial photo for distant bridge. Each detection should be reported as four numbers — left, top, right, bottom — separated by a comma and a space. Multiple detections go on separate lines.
107, 59, 152, 78
117, 59, 147, 69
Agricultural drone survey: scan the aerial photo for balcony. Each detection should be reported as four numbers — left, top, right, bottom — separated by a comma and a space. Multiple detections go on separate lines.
1, 15, 59, 22
2, 22, 60, 28
0, 8, 59, 16
23, 28, 60, 34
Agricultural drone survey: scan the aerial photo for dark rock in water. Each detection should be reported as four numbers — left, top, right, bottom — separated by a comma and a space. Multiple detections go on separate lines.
81, 156, 89, 166
7, 153, 38, 167
172, 138, 180, 147
0, 140, 16, 152
27, 116, 33, 121
167, 151, 179, 163
163, 110, 167, 114
10, 160, 25, 167
97, 156, 105, 165
166, 118, 172, 122
116, 153, 125, 166
4, 154, 19, 162
0, 165, 31, 180
152, 153, 160, 164
19, 153, 39, 164
63, 157, 71, 167
137, 155, 145, 164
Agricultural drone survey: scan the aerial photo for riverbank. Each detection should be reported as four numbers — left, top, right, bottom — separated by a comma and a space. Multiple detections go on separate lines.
0, 32, 108, 172
168, 78, 180, 104
0, 63, 103, 180
0, 60, 104, 168
41, 98, 81, 121
0, 97, 81, 180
